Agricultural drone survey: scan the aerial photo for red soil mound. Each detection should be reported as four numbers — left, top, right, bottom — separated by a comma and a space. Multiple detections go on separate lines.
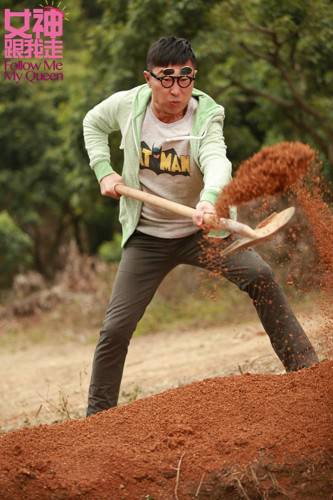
1, 361, 332, 499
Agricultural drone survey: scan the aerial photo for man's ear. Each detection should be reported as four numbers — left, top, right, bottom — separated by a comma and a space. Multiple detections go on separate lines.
143, 70, 150, 85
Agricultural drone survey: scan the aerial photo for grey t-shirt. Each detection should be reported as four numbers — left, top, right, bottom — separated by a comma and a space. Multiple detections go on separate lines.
137, 97, 203, 238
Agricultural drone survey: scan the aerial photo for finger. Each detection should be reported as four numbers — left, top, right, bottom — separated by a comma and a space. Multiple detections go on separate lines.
193, 213, 204, 227
111, 186, 121, 198
100, 187, 120, 199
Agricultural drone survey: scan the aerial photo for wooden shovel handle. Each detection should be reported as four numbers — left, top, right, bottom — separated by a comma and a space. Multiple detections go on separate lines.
114, 183, 218, 225
113, 185, 294, 249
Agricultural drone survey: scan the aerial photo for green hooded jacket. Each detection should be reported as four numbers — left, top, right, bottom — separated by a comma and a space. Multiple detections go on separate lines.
83, 84, 236, 246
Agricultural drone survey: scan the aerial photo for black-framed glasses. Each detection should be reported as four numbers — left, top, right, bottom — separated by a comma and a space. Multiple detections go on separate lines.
149, 67, 196, 88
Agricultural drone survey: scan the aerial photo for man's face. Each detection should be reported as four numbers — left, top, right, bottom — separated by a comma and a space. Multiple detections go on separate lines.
144, 60, 196, 118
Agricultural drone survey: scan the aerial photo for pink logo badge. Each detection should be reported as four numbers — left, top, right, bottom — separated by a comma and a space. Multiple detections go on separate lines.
3, 5, 67, 82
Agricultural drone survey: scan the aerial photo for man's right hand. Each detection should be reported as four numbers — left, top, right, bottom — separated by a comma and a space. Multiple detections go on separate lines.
99, 173, 123, 199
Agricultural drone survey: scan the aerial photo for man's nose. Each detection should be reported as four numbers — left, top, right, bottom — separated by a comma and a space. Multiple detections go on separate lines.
170, 84, 180, 96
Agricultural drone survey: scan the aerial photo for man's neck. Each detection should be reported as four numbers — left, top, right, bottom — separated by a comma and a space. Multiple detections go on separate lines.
151, 101, 187, 123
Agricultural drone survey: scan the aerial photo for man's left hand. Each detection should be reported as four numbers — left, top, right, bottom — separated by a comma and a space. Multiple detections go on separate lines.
192, 201, 216, 228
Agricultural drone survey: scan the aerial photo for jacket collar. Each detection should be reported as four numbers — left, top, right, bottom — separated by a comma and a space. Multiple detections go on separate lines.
132, 84, 224, 138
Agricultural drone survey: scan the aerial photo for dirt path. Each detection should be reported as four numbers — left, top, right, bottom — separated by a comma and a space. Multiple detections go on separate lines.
0, 312, 324, 433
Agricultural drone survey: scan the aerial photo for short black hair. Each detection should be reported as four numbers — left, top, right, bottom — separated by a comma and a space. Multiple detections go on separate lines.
146, 36, 197, 70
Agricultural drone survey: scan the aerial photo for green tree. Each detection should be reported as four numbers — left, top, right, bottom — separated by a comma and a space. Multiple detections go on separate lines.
197, 0, 333, 178
0, 0, 120, 280
86, 0, 216, 93
0, 211, 33, 287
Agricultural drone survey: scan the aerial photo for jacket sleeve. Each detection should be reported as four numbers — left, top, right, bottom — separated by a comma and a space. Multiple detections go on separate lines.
82, 91, 126, 182
197, 116, 232, 205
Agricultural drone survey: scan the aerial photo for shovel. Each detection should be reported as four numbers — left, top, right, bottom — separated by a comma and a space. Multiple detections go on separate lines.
114, 184, 295, 257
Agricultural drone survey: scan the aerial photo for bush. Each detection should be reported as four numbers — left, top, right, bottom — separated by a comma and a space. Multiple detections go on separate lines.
97, 233, 122, 262
0, 211, 33, 288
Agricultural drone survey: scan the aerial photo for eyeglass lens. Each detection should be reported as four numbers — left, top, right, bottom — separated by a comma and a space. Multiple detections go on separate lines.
161, 76, 192, 88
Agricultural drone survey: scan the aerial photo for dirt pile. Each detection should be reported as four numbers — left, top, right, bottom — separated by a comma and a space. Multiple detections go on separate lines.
0, 360, 332, 499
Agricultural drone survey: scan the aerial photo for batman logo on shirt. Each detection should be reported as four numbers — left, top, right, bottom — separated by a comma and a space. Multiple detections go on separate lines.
140, 141, 190, 176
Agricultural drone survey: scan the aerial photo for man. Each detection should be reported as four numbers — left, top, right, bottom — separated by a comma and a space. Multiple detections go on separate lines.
83, 36, 318, 416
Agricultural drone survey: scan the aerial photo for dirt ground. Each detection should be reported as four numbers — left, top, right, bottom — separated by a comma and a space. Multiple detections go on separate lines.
1, 305, 332, 499
0, 311, 327, 433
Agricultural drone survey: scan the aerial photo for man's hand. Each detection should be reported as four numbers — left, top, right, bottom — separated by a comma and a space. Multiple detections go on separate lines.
192, 201, 217, 228
99, 173, 123, 199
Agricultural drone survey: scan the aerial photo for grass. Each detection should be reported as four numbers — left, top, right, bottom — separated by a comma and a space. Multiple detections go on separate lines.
135, 282, 254, 336
0, 271, 255, 349
0, 263, 322, 350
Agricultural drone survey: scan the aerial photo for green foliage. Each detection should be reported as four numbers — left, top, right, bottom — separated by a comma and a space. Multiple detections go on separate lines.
97, 233, 122, 262
0, 212, 33, 287
0, 0, 118, 277
197, 0, 333, 169
86, 0, 216, 93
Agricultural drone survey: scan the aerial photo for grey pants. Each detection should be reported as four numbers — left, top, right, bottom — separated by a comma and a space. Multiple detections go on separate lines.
87, 230, 318, 416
